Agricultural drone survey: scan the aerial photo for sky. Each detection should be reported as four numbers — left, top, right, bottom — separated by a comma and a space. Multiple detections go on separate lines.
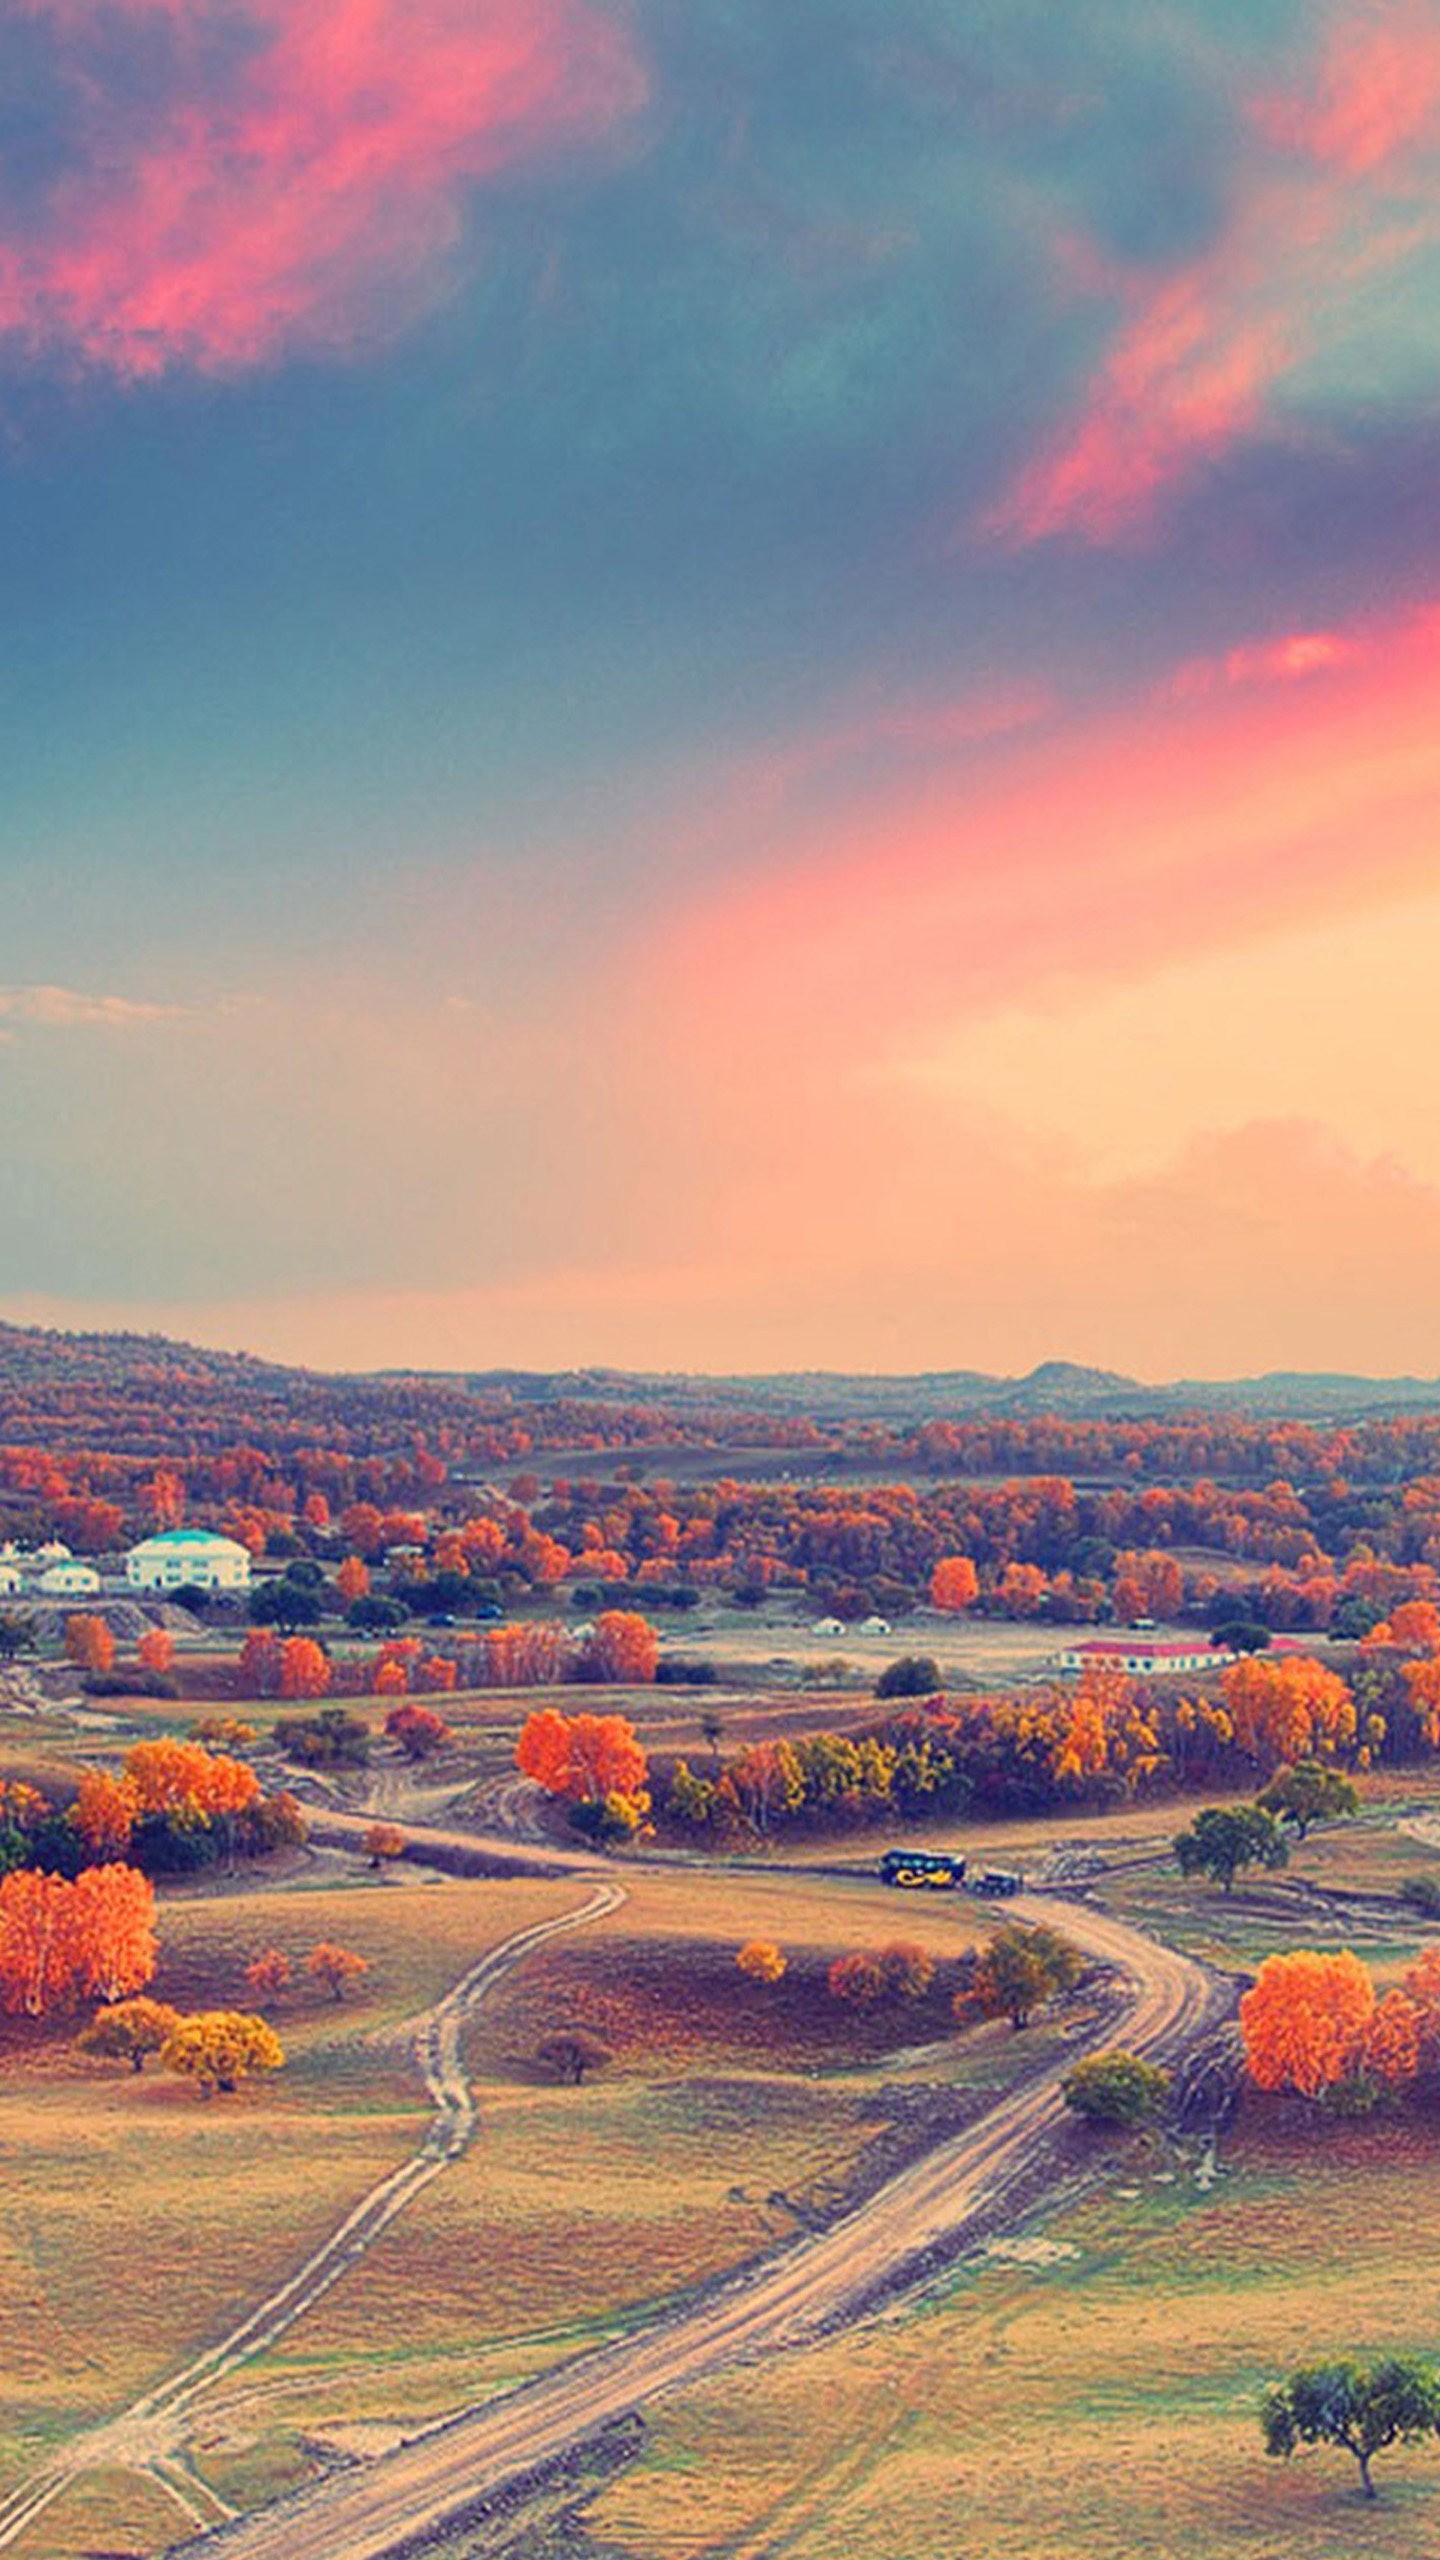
4, 0, 1440, 1379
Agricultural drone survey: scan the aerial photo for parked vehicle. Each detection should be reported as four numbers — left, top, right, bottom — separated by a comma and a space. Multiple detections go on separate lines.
879, 1848, 966, 1890
974, 1867, 1023, 1897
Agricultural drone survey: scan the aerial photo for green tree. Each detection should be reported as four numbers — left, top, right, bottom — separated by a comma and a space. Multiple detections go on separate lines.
1257, 1760, 1360, 1840
1209, 1617, 1272, 1653
874, 1655, 942, 1700
0, 1613, 36, 1662
250, 1577, 322, 1635
1175, 1804, 1289, 1894
1262, 2358, 1440, 2501
1062, 2048, 1171, 2127
962, 1923, 1082, 2030
536, 2030, 612, 2085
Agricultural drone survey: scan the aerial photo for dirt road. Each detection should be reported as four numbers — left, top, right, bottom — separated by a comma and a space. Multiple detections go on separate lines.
0, 1881, 623, 2557
166, 1891, 1225, 2560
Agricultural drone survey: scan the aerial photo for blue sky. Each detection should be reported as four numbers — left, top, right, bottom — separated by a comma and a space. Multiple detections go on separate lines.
6, 0, 1440, 1374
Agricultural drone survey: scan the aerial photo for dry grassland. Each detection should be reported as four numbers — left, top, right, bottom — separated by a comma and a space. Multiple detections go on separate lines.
586, 2112, 1440, 2559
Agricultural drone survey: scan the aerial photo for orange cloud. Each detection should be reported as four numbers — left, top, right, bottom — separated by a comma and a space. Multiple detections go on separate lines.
641, 599, 1440, 1078
0, 0, 646, 376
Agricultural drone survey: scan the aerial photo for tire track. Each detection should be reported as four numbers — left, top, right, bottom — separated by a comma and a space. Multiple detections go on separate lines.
0, 1881, 623, 2553
164, 1891, 1225, 2560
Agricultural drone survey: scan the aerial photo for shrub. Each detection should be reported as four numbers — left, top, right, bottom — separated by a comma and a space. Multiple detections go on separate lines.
736, 1940, 786, 1985
536, 2030, 612, 2085
1062, 2049, 1171, 2127
877, 1941, 935, 2000
82, 1671, 181, 1701
828, 1952, 887, 2007
874, 1656, 942, 1700
272, 1708, 370, 1767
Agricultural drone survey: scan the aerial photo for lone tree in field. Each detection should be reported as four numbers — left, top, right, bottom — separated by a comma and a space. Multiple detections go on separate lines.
1174, 1804, 1289, 1894
1062, 2049, 1171, 2127
161, 2010, 285, 2098
1262, 2358, 1440, 2501
961, 1924, 1082, 2030
536, 2030, 612, 2086
1257, 1761, 1360, 1840
362, 1821, 408, 1871
306, 1942, 369, 2002
80, 1997, 180, 2073
245, 1948, 292, 2004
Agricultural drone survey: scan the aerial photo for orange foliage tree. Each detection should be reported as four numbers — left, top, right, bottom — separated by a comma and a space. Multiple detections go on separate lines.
584, 1611, 660, 1683
70, 1768, 140, 1860
362, 1822, 407, 1869
71, 1865, 158, 2001
0, 1863, 156, 2016
136, 1627, 175, 1676
736, 1940, 786, 1984
65, 1614, 114, 1675
1237, 1950, 1421, 2098
516, 1707, 648, 1807
237, 1627, 281, 1695
279, 1636, 331, 1700
482, 1622, 574, 1686
930, 1555, 979, 1612
335, 1555, 371, 1605
245, 1948, 292, 2003
1221, 1655, 1357, 1773
124, 1738, 261, 1827
306, 1942, 368, 2001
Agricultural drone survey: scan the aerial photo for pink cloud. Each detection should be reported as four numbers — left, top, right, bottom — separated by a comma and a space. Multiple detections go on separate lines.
0, 0, 647, 377
631, 598, 1440, 1120
986, 1, 1440, 544
985, 267, 1286, 544
1254, 1, 1440, 173
1168, 627, 1362, 698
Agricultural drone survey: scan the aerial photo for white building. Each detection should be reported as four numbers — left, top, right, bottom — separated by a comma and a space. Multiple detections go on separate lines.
810, 1617, 846, 1637
1055, 1636, 1233, 1677
126, 1529, 253, 1593
37, 1561, 102, 1596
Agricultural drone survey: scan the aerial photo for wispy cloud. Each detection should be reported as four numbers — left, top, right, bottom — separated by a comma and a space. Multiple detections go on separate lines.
0, 984, 192, 1028
0, 0, 647, 379
1168, 628, 1362, 698
985, 0, 1440, 543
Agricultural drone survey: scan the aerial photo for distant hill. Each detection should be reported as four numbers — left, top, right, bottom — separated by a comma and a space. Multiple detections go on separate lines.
458, 1356, 1440, 1423
1, 1320, 1439, 1430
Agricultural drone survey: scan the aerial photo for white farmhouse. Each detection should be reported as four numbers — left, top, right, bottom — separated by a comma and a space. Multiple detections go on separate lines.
37, 1561, 102, 1596
126, 1528, 253, 1593
1054, 1636, 1233, 1677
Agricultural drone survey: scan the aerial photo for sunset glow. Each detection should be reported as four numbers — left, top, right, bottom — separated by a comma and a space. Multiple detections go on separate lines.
5, 0, 1440, 1375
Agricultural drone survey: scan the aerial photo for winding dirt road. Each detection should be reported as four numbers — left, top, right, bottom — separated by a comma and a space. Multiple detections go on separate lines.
165, 1888, 1225, 2560
0, 1881, 624, 2557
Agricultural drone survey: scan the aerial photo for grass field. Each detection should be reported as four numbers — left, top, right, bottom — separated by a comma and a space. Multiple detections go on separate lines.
13, 1723, 1440, 2557
581, 2108, 1440, 2558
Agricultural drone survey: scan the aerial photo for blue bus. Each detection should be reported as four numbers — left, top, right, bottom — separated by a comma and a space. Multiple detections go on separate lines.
879, 1848, 966, 1890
